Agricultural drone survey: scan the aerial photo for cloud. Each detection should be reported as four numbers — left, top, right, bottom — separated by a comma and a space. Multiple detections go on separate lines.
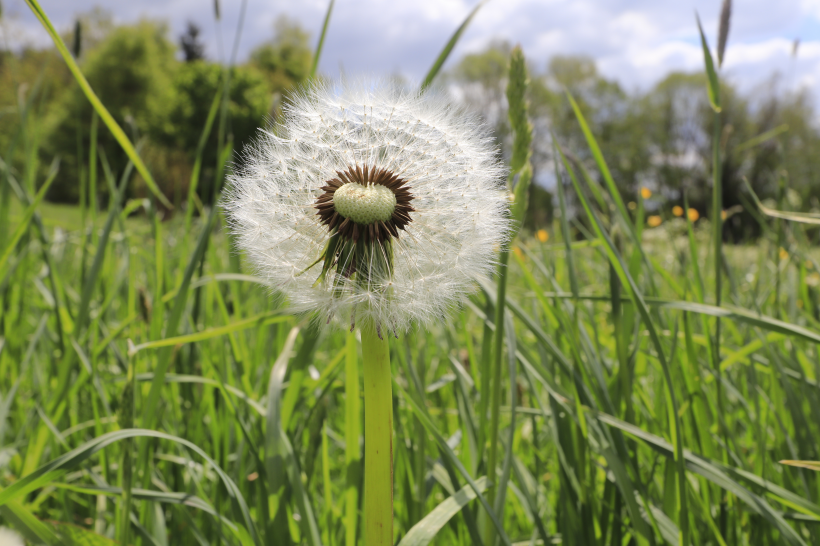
4, 0, 820, 99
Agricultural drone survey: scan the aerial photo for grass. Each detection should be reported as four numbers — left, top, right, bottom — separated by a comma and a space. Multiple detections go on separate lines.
4, 186, 820, 546
3, 1, 820, 545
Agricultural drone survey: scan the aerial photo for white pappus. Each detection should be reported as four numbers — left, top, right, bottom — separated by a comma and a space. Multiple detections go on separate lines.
223, 80, 511, 334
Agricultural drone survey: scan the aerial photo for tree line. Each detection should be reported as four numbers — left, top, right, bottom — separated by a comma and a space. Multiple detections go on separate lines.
2, 11, 817, 239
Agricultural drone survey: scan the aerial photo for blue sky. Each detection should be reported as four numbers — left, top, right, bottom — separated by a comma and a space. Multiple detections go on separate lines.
5, 0, 820, 98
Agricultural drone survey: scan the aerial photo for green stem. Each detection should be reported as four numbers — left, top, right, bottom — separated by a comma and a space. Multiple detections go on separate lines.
344, 332, 360, 546
711, 106, 729, 538
118, 352, 136, 545
362, 325, 393, 546
484, 247, 510, 544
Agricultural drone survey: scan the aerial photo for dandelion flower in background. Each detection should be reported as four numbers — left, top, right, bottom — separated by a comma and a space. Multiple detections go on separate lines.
640, 187, 652, 199
0, 527, 24, 546
687, 208, 700, 222
647, 215, 662, 227
536, 229, 549, 243
672, 205, 684, 217
223, 80, 510, 334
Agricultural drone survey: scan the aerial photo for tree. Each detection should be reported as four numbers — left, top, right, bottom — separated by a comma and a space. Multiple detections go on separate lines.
43, 20, 177, 202
180, 21, 205, 62
154, 60, 270, 202
249, 16, 312, 95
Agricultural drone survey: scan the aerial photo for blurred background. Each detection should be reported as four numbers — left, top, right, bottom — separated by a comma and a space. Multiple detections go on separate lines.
2, 0, 819, 239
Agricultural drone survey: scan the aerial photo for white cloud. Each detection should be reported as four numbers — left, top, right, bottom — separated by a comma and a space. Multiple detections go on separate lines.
4, 0, 820, 100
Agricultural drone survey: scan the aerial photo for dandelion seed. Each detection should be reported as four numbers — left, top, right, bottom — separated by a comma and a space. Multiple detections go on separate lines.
223, 80, 509, 332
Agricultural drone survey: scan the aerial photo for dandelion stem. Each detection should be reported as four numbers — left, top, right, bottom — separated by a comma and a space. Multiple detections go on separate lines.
362, 325, 393, 546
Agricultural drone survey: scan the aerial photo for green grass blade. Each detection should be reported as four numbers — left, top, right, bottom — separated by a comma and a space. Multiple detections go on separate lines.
563, 93, 632, 235
181, 85, 223, 260
0, 429, 262, 545
734, 124, 788, 153
0, 159, 57, 277
128, 311, 288, 355
598, 413, 808, 546
696, 13, 722, 112
141, 203, 218, 430
23, 0, 172, 209
344, 331, 361, 546
556, 143, 689, 545
266, 326, 300, 499
281, 430, 325, 546
0, 501, 60, 545
394, 380, 512, 546
397, 477, 489, 546
310, 0, 335, 79
420, 0, 487, 91
74, 157, 133, 332
743, 178, 820, 225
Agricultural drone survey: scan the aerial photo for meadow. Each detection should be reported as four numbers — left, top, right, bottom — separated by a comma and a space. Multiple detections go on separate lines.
3, 1, 820, 545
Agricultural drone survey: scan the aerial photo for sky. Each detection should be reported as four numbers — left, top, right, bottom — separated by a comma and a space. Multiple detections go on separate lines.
4, 0, 820, 99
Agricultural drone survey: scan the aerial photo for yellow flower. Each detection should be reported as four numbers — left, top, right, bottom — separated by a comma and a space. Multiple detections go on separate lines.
721, 210, 727, 220
779, 247, 789, 261
647, 215, 662, 227
640, 187, 652, 199
536, 229, 549, 243
687, 208, 700, 222
628, 201, 637, 210
513, 246, 525, 261
672, 206, 684, 217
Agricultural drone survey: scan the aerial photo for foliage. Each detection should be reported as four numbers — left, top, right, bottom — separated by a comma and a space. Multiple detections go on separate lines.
249, 15, 313, 96
4, 3, 820, 545
0, 12, 313, 206
154, 60, 269, 202
446, 44, 820, 237
42, 19, 177, 202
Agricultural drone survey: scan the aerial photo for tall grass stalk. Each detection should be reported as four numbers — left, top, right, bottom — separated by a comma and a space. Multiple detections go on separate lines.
484, 45, 532, 545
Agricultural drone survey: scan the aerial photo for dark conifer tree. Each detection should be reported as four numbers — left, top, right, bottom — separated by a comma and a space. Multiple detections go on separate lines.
180, 21, 205, 62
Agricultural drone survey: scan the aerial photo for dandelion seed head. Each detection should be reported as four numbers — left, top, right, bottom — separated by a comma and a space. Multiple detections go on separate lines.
223, 79, 510, 332
0, 528, 24, 546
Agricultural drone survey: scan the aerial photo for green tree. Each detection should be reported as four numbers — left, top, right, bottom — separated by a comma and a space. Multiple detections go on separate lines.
154, 60, 270, 202
249, 15, 312, 96
43, 20, 177, 202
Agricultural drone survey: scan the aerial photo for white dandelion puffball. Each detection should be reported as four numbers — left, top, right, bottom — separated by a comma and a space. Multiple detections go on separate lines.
0, 527, 24, 546
223, 80, 510, 333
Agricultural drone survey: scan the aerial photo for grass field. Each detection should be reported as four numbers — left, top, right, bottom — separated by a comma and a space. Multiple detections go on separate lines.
4, 2, 820, 546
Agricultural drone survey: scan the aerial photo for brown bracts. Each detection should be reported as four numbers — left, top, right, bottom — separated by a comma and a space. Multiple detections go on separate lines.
314, 164, 415, 243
